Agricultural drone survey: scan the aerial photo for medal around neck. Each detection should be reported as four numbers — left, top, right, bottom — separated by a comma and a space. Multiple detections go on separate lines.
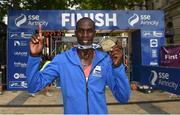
77, 44, 93, 50
77, 44, 101, 50
100, 38, 116, 52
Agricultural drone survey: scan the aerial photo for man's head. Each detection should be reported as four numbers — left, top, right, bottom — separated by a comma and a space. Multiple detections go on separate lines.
75, 17, 96, 46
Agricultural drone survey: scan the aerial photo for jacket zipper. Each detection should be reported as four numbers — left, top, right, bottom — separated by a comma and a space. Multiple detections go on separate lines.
79, 66, 89, 114
86, 81, 89, 114
85, 64, 99, 114
85, 63, 104, 114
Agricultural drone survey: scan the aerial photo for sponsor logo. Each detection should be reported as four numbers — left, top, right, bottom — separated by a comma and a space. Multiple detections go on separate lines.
14, 41, 20, 46
128, 14, 159, 27
10, 33, 19, 38
20, 32, 32, 38
142, 31, 153, 37
21, 81, 28, 88
9, 81, 27, 88
150, 39, 158, 47
9, 81, 21, 87
153, 31, 163, 37
151, 49, 158, 58
14, 73, 26, 79
10, 32, 32, 39
15, 14, 48, 27
150, 61, 158, 66
142, 31, 164, 38
149, 70, 178, 90
15, 14, 27, 27
128, 13, 139, 27
93, 65, 102, 77
14, 52, 28, 57
150, 70, 158, 85
14, 62, 27, 68
165, 54, 180, 60
14, 40, 28, 47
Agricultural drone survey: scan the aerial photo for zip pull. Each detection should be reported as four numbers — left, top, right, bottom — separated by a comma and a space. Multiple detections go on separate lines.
86, 77, 88, 82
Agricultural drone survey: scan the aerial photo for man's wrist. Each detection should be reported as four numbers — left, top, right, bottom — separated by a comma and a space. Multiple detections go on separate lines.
112, 60, 123, 68
30, 52, 41, 57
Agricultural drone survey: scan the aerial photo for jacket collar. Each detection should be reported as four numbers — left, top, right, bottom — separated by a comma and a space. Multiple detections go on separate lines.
65, 48, 108, 67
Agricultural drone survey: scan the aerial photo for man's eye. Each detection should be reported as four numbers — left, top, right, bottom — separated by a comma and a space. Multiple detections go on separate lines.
78, 29, 84, 33
87, 29, 93, 33
77, 29, 94, 33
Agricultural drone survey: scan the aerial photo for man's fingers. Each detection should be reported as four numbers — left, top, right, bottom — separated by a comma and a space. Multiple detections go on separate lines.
38, 24, 42, 37
110, 49, 122, 57
111, 54, 122, 62
111, 56, 121, 67
30, 35, 40, 44
109, 47, 123, 67
38, 24, 44, 43
114, 44, 122, 49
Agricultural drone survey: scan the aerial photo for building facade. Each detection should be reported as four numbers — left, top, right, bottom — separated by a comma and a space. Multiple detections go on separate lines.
147, 0, 180, 44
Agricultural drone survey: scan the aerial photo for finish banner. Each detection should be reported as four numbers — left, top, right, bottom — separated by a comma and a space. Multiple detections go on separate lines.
160, 45, 180, 67
7, 10, 165, 90
8, 10, 164, 31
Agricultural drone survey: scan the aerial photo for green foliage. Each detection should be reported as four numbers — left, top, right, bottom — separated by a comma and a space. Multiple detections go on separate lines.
0, 0, 145, 22
70, 0, 144, 10
0, 1, 9, 21
0, 0, 70, 22
23, 0, 69, 10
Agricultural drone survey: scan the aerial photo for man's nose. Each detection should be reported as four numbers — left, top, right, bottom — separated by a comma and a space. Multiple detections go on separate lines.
82, 30, 88, 37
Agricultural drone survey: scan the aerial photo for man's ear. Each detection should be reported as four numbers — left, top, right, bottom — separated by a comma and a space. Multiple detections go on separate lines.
75, 30, 77, 36
94, 30, 96, 36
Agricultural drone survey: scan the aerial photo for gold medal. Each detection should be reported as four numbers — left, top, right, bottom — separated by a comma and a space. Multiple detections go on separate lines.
100, 39, 116, 52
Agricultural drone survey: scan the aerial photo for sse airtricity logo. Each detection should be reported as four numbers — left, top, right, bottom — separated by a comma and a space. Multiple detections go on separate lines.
128, 13, 139, 27
149, 70, 158, 85
15, 14, 27, 27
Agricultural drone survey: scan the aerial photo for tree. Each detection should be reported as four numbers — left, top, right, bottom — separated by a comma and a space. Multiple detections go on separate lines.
23, 0, 69, 10
0, 0, 146, 22
69, 0, 145, 10
0, 1, 9, 21
0, 0, 70, 22
0, 0, 24, 21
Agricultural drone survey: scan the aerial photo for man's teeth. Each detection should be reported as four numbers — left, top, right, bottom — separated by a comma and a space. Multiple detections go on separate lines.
83, 41, 88, 43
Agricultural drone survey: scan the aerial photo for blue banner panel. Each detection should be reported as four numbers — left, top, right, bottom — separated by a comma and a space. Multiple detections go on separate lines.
140, 66, 180, 95
7, 32, 31, 90
141, 30, 165, 66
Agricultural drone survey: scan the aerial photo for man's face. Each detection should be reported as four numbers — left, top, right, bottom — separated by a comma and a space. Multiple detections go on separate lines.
75, 20, 95, 45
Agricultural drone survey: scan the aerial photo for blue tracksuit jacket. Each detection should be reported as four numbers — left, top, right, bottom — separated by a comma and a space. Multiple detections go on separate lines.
26, 48, 131, 114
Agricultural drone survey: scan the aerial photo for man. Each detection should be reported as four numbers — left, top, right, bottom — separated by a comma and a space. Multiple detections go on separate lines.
26, 17, 131, 114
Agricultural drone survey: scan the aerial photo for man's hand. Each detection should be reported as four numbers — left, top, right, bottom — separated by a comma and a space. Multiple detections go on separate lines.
29, 24, 43, 56
109, 44, 123, 67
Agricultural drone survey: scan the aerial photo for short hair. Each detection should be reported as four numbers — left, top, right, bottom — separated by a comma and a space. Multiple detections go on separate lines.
76, 17, 95, 30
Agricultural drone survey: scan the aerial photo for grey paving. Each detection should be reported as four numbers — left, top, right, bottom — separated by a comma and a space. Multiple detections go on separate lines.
137, 103, 169, 114
7, 91, 29, 105
0, 87, 180, 114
